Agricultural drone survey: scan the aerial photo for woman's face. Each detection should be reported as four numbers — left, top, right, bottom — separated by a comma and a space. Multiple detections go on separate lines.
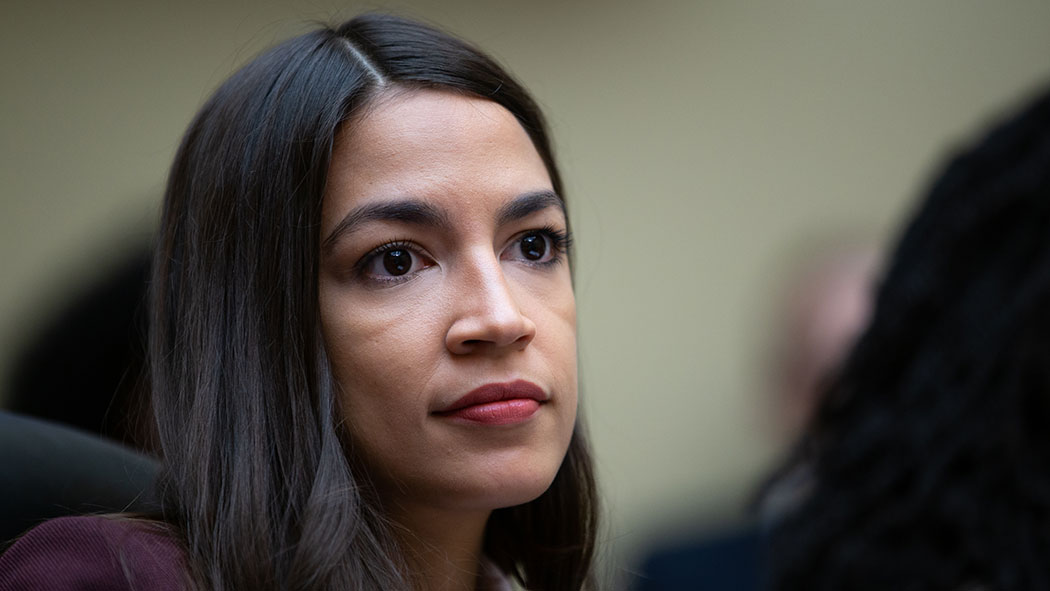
318, 90, 577, 517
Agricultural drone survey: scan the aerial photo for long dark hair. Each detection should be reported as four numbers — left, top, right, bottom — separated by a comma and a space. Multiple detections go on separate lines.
150, 14, 598, 590
765, 86, 1050, 590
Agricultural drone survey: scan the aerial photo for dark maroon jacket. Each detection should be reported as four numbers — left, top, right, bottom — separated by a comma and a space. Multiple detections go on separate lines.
0, 516, 187, 590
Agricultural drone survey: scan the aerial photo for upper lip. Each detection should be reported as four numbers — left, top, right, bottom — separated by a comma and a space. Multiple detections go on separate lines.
434, 380, 548, 414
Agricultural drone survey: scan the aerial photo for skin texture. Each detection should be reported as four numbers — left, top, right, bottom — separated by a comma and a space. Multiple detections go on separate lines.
318, 89, 578, 589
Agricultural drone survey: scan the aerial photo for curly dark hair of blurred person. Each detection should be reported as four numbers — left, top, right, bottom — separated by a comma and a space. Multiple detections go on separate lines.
763, 85, 1050, 591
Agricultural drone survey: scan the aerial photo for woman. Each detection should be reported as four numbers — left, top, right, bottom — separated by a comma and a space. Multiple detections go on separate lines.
764, 85, 1050, 590
0, 13, 598, 591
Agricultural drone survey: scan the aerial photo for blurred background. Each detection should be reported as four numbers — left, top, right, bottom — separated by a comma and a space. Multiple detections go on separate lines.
3, 0, 1049, 584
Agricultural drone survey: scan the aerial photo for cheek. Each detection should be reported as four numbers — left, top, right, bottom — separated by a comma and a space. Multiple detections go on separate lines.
531, 279, 578, 416
319, 289, 443, 424
554, 288, 579, 434
323, 316, 431, 477
537, 274, 577, 357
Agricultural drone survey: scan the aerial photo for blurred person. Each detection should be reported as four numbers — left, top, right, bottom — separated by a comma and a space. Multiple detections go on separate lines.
0, 13, 598, 591
633, 240, 879, 591
1, 248, 158, 548
765, 84, 1050, 590
4, 250, 153, 450
766, 242, 880, 445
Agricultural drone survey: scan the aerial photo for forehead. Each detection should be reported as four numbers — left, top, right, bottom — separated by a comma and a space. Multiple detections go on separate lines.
323, 90, 553, 227
342, 89, 530, 154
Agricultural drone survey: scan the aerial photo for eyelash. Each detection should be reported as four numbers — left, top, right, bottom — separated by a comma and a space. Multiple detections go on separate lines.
352, 226, 573, 285
352, 238, 421, 284
520, 225, 573, 267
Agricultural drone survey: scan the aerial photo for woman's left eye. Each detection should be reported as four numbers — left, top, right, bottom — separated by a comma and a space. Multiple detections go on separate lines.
503, 228, 571, 265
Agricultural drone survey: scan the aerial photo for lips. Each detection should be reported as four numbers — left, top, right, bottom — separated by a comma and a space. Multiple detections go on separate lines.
434, 380, 547, 425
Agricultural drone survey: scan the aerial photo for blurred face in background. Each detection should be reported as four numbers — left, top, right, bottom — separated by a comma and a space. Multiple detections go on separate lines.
318, 90, 578, 522
772, 246, 878, 442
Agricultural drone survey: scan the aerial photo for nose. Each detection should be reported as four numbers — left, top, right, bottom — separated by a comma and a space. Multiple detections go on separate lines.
445, 256, 537, 355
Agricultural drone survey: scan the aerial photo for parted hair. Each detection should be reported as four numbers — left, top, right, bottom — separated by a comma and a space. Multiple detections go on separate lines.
150, 14, 597, 590
766, 86, 1050, 591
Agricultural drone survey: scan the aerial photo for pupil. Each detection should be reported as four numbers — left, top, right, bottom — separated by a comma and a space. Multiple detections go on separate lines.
383, 250, 411, 275
521, 234, 546, 260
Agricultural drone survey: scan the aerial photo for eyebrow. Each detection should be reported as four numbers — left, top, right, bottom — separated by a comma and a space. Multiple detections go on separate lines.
322, 189, 565, 253
322, 200, 452, 253
496, 190, 566, 226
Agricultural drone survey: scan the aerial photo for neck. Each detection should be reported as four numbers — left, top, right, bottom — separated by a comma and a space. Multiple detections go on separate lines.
389, 504, 493, 591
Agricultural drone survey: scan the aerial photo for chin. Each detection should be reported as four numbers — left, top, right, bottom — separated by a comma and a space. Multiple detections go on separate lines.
464, 451, 565, 511
492, 473, 559, 510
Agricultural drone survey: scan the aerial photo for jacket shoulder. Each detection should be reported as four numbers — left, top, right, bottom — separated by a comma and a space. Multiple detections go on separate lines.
0, 515, 187, 591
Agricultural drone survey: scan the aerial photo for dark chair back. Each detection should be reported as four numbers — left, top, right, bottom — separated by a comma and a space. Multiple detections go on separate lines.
0, 411, 159, 547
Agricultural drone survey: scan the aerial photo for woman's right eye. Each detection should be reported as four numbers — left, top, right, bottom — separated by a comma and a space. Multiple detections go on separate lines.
357, 242, 434, 283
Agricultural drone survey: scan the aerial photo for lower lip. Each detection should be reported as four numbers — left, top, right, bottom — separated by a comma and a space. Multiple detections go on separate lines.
441, 399, 540, 425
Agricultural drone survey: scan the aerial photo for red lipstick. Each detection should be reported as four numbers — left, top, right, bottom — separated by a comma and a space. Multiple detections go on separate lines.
435, 380, 547, 425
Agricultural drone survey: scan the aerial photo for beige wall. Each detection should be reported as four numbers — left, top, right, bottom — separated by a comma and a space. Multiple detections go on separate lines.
4, 0, 1050, 579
